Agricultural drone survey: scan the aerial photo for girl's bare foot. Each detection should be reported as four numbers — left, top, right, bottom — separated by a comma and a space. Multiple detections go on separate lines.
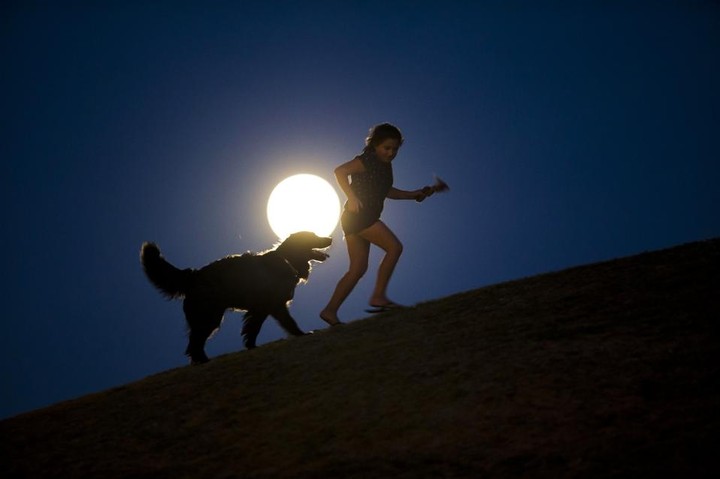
368, 296, 400, 308
320, 310, 342, 326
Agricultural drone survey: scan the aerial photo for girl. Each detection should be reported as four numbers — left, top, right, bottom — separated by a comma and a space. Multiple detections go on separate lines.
320, 123, 435, 326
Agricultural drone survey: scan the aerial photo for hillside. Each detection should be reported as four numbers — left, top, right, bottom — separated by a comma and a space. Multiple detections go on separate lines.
2, 238, 719, 478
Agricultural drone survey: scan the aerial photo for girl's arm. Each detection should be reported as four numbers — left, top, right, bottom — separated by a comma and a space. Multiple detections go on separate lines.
334, 157, 366, 212
387, 186, 432, 202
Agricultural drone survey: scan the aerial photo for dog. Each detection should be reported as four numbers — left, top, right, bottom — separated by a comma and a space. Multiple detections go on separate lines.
140, 231, 332, 363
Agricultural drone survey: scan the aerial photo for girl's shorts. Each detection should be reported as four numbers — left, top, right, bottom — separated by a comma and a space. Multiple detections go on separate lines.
341, 208, 381, 235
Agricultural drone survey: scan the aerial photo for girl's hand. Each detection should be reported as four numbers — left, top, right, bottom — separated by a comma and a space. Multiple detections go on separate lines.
347, 196, 363, 213
414, 186, 434, 202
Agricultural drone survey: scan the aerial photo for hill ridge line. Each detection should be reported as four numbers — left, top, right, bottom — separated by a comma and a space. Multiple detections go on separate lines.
2, 236, 718, 478
4, 237, 718, 416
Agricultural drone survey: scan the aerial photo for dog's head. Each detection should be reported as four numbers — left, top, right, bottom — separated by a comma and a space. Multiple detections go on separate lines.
275, 231, 332, 280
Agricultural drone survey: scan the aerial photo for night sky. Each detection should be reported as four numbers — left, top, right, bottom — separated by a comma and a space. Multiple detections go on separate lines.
2, 1, 718, 419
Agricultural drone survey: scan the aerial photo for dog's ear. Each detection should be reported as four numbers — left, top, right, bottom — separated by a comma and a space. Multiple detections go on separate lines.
295, 260, 311, 280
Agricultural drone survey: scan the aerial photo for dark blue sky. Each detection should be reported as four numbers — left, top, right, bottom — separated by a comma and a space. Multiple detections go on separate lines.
2, 1, 718, 419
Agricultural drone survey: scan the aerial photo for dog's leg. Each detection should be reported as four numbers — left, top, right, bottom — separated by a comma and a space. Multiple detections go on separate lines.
185, 329, 212, 364
183, 302, 223, 364
242, 311, 268, 349
271, 306, 306, 337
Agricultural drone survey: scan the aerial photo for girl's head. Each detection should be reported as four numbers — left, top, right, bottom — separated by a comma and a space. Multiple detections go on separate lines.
364, 123, 403, 162
365, 123, 404, 149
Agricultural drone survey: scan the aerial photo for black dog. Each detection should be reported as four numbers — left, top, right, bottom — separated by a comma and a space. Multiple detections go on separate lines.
140, 231, 332, 363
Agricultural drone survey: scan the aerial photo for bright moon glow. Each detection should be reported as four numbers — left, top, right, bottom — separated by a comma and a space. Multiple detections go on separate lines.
267, 174, 341, 239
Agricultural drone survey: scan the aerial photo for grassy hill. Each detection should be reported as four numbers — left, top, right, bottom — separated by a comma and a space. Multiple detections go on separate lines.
2, 238, 719, 478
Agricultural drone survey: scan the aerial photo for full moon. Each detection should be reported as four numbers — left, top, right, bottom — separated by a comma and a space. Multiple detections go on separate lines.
267, 174, 341, 239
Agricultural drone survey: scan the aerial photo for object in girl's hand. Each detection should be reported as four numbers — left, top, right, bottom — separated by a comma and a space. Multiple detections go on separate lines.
417, 175, 450, 202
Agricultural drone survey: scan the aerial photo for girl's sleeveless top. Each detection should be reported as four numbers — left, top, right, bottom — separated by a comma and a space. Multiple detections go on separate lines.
340, 149, 394, 234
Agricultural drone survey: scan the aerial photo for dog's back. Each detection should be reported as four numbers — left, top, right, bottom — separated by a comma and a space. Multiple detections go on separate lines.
192, 252, 299, 309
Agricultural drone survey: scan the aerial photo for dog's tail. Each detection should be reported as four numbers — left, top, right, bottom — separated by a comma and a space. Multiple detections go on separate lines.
140, 242, 193, 299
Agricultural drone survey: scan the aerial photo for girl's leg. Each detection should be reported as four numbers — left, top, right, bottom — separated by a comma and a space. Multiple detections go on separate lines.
320, 234, 370, 325
359, 221, 403, 306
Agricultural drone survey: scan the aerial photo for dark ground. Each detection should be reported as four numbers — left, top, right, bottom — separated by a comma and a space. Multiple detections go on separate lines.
2, 238, 719, 478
